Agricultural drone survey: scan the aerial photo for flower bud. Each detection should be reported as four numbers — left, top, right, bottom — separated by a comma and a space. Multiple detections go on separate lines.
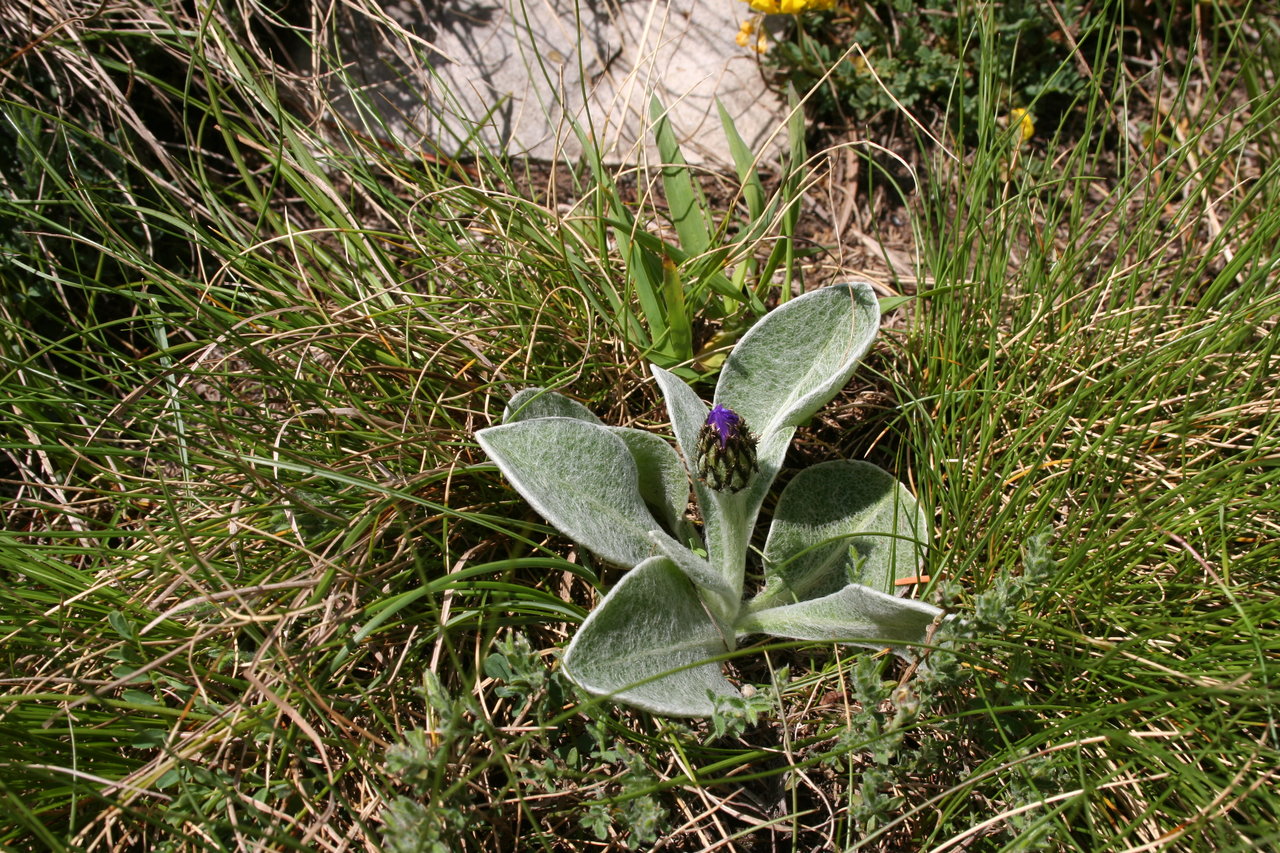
696, 404, 758, 493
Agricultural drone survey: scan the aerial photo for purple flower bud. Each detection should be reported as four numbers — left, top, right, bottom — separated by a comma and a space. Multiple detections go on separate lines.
697, 405, 758, 492
705, 404, 744, 449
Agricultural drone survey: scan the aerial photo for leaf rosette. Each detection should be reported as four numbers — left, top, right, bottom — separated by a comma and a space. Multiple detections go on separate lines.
477, 282, 946, 716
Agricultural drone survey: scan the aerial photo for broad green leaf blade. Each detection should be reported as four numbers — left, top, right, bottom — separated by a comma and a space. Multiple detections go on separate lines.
878, 295, 914, 314
563, 556, 739, 717
754, 460, 928, 609
624, 236, 671, 358
715, 281, 880, 441
651, 96, 711, 259
607, 427, 691, 540
572, 114, 669, 360
622, 227, 747, 306
736, 583, 943, 660
476, 418, 662, 568
760, 83, 808, 302
503, 388, 603, 424
717, 98, 765, 222
661, 254, 693, 362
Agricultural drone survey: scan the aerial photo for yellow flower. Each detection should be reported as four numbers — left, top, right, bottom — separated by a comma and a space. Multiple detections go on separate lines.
1009, 108, 1035, 143
735, 0, 833, 53
735, 16, 769, 53
741, 0, 836, 15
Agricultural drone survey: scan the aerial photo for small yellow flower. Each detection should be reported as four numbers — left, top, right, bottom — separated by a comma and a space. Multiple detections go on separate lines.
741, 0, 836, 15
737, 16, 762, 52
735, 16, 769, 53
1009, 108, 1035, 144
734, 0, 833, 53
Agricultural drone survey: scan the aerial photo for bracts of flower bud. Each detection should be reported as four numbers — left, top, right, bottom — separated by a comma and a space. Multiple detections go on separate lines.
696, 405, 758, 493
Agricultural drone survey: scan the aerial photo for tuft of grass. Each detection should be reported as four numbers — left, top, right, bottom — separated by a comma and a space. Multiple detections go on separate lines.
855, 6, 1280, 848
0, 1, 615, 847
1, 0, 1277, 850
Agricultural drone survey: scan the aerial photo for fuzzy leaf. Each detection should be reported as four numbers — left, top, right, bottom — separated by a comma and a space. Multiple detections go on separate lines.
755, 460, 928, 609
647, 531, 735, 620
652, 364, 795, 598
503, 388, 603, 424
476, 418, 662, 568
608, 427, 691, 541
501, 390, 697, 550
716, 281, 880, 440
651, 364, 726, 557
736, 583, 943, 659
732, 424, 796, 534
653, 365, 754, 596
651, 365, 708, 476
563, 556, 739, 717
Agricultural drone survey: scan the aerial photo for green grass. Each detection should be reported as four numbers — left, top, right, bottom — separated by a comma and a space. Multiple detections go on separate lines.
2, 0, 1278, 850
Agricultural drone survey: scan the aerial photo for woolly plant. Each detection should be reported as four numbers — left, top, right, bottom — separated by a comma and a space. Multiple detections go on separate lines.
476, 282, 944, 716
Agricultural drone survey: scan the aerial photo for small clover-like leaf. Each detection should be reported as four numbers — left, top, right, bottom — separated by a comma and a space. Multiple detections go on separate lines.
563, 556, 740, 717
754, 460, 928, 610
736, 583, 943, 660
716, 281, 880, 441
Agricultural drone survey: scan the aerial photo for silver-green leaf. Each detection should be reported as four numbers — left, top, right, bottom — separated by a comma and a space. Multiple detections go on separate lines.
716, 281, 880, 441
607, 427, 692, 542
476, 417, 662, 568
651, 364, 739, 593
503, 387, 603, 424
563, 556, 739, 717
736, 583, 943, 659
650, 364, 708, 476
754, 460, 928, 610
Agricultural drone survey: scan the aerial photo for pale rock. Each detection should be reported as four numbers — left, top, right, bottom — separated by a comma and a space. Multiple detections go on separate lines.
335, 0, 790, 166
